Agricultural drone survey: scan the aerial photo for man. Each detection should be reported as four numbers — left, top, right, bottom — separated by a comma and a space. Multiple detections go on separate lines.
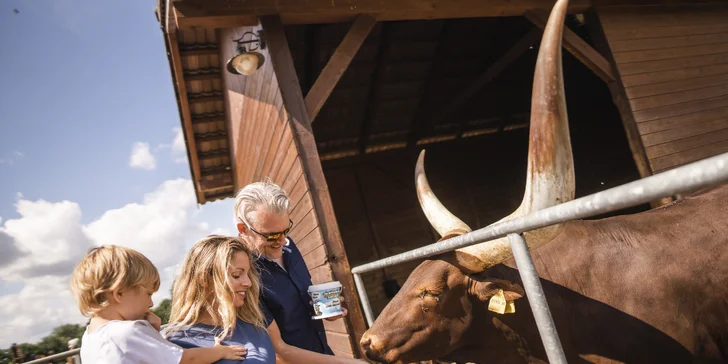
234, 179, 347, 355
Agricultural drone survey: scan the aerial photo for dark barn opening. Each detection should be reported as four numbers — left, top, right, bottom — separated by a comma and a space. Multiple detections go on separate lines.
286, 16, 649, 316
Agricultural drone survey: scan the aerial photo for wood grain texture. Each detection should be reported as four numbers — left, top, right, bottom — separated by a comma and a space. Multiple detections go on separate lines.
172, 0, 593, 28
305, 15, 376, 121
600, 3, 728, 173
262, 14, 368, 356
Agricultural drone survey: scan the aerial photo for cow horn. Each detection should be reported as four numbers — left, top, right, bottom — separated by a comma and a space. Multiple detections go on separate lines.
416, 0, 575, 273
415, 150, 472, 239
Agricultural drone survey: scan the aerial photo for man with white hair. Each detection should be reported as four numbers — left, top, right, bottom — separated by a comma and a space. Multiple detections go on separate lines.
235, 179, 347, 355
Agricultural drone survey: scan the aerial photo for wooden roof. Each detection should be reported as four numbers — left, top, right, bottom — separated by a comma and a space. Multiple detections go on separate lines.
285, 16, 541, 160
158, 0, 234, 203
158, 0, 723, 204
157, 0, 596, 203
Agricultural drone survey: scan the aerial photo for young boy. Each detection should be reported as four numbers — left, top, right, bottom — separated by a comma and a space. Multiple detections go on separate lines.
70, 245, 247, 363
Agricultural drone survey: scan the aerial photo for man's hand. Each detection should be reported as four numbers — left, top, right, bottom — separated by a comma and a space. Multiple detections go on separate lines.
309, 296, 349, 321
325, 296, 349, 322
144, 311, 162, 331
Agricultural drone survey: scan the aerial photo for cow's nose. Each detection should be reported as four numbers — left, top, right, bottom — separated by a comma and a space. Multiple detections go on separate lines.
360, 334, 372, 351
362, 333, 384, 350
361, 333, 386, 361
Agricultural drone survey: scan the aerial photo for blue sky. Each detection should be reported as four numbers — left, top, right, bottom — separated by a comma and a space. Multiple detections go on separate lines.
0, 0, 235, 347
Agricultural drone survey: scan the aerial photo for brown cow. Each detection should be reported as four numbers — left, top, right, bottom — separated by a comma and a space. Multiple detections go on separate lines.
359, 0, 728, 362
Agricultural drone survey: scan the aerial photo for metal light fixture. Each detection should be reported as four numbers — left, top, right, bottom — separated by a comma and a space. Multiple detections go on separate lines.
226, 31, 266, 76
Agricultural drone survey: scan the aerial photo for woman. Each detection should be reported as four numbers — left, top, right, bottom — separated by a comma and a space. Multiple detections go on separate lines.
163, 235, 364, 364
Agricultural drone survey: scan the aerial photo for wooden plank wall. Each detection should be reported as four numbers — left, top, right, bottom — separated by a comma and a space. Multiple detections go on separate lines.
599, 4, 728, 173
220, 26, 356, 358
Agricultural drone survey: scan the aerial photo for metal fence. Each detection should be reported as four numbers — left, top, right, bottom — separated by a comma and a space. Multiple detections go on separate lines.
20, 348, 80, 364
351, 151, 728, 364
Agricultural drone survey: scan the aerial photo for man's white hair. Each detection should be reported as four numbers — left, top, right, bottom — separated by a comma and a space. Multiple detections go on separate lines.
234, 178, 291, 226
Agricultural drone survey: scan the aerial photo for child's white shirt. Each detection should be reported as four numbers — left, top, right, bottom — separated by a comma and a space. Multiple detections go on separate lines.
81, 320, 184, 364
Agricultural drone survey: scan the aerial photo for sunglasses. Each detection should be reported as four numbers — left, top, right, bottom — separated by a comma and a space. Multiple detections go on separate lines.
240, 218, 294, 242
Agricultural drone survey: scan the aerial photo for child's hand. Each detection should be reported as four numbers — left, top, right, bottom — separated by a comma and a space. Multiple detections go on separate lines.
144, 311, 162, 331
214, 337, 247, 360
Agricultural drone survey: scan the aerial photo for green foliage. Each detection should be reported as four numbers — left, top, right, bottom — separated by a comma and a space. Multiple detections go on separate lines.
1, 324, 85, 363
152, 298, 172, 325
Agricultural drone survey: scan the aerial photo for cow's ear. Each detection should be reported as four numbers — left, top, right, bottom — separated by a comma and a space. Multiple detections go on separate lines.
470, 278, 525, 303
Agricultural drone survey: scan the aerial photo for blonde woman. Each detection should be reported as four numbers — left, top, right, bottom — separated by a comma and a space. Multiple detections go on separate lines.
164, 236, 364, 364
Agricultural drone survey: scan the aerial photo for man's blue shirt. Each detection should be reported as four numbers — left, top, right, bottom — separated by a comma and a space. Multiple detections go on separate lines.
255, 237, 334, 355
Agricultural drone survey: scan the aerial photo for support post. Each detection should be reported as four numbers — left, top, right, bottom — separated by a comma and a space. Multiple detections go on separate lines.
507, 233, 567, 364
261, 15, 369, 356
306, 15, 377, 122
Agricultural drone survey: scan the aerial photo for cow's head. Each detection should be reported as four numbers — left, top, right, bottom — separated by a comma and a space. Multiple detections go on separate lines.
360, 258, 527, 363
360, 0, 575, 362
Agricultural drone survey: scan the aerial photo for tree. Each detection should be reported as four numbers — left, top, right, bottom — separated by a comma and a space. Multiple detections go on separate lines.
152, 298, 172, 325
38, 324, 86, 354
1, 324, 85, 363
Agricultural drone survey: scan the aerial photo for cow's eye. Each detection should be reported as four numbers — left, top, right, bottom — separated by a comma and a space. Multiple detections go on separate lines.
419, 289, 440, 298
421, 306, 430, 313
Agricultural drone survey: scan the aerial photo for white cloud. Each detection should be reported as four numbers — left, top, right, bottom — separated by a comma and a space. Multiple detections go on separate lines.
84, 179, 204, 268
0, 178, 233, 348
211, 227, 234, 236
172, 127, 186, 156
0, 151, 25, 165
129, 142, 156, 170
151, 128, 189, 165
0, 276, 87, 346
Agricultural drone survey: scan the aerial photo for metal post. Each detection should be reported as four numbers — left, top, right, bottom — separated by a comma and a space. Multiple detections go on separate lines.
508, 233, 567, 364
354, 273, 375, 327
21, 348, 81, 364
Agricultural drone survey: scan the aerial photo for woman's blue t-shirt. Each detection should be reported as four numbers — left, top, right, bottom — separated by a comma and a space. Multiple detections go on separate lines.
165, 319, 275, 364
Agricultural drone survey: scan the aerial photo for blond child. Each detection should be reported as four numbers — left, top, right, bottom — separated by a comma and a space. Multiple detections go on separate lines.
69, 245, 247, 363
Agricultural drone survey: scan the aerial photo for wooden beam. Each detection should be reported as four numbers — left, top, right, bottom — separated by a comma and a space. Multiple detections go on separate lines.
305, 15, 377, 122
406, 20, 448, 147
163, 2, 205, 203
429, 28, 542, 129
525, 10, 615, 83
172, 0, 593, 29
261, 15, 369, 357
358, 22, 392, 154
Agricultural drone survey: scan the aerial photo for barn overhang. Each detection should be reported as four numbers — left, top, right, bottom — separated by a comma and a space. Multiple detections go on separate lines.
156, 0, 675, 204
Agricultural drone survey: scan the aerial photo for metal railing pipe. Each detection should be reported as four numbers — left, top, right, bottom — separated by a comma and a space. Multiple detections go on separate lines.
353, 273, 375, 327
22, 348, 81, 364
352, 151, 728, 274
508, 233, 567, 364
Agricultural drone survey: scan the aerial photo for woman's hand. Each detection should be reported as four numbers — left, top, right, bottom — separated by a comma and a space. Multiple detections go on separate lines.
214, 337, 248, 360
144, 311, 162, 331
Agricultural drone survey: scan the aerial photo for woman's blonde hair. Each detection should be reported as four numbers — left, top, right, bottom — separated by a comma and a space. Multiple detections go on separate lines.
69, 245, 160, 317
166, 235, 265, 341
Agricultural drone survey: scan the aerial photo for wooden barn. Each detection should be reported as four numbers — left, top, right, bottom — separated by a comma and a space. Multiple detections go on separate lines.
156, 0, 728, 358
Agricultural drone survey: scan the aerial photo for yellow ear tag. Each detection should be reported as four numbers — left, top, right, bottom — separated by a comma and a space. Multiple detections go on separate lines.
488, 289, 516, 314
